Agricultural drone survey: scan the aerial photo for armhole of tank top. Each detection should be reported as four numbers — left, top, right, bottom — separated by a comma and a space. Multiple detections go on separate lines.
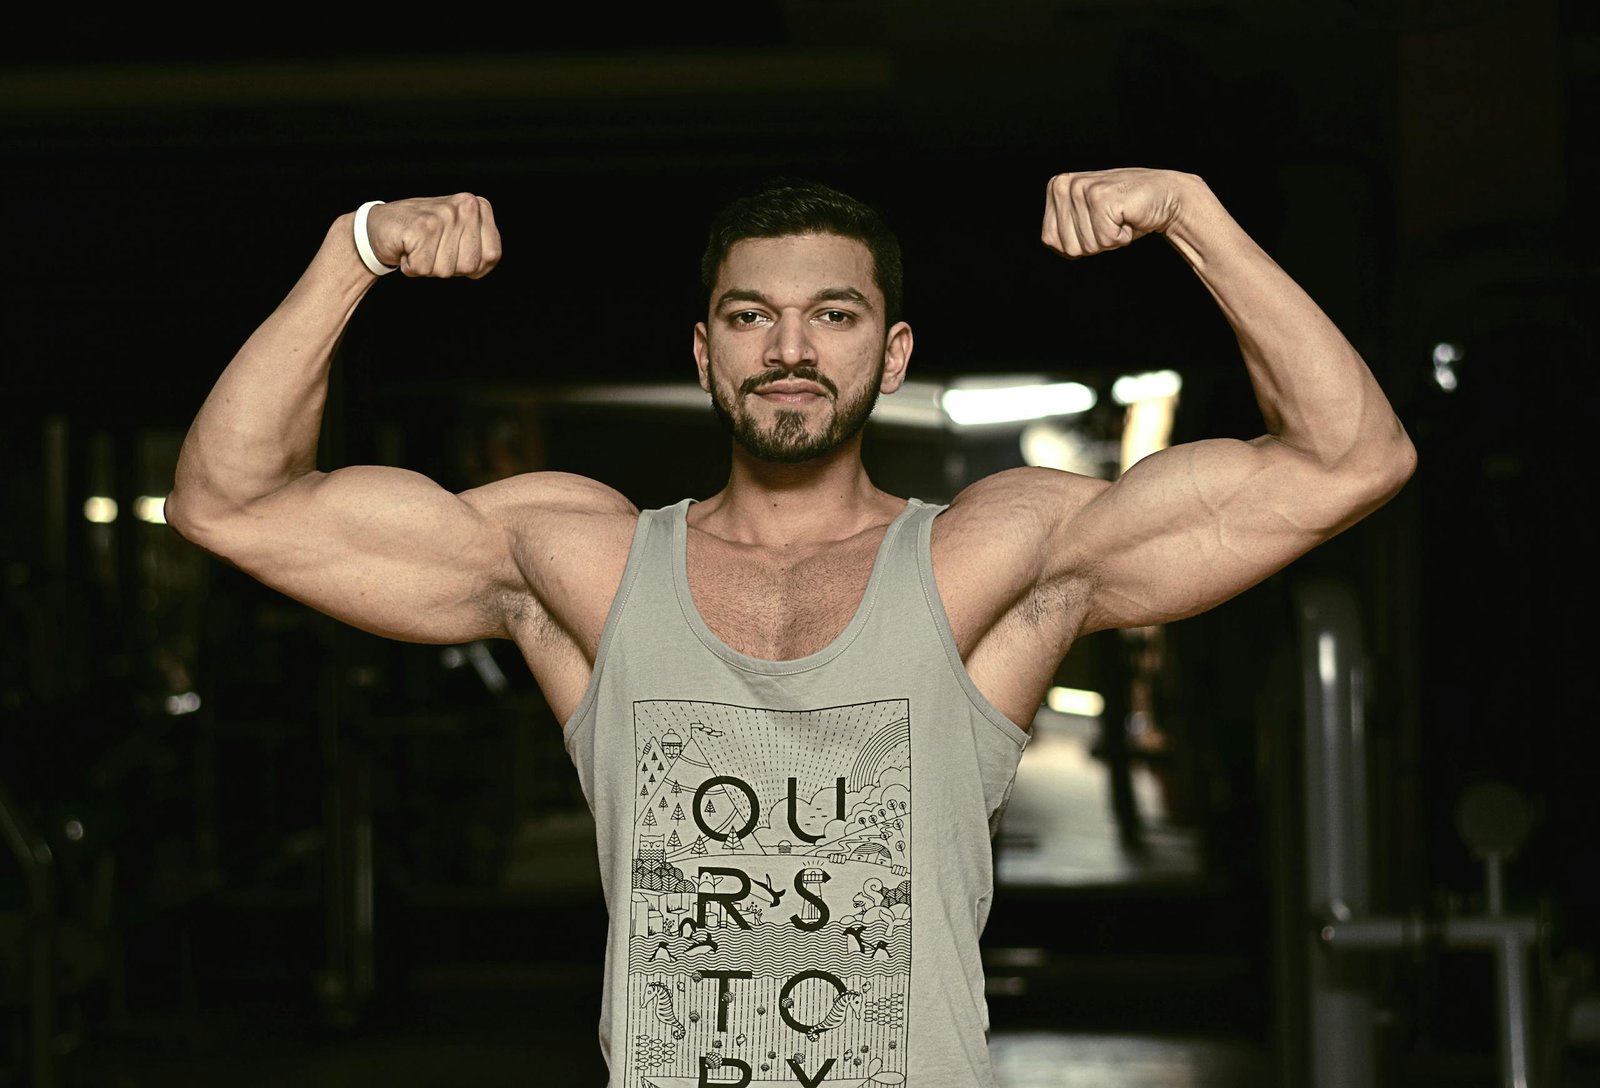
561, 507, 656, 747
915, 504, 1031, 750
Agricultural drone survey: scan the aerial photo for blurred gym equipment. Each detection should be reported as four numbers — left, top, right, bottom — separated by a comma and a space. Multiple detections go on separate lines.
1281, 579, 1598, 1088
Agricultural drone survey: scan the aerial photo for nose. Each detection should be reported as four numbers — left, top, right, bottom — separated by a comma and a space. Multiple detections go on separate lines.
765, 309, 815, 368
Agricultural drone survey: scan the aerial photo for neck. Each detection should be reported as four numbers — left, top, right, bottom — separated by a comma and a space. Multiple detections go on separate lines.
694, 435, 898, 546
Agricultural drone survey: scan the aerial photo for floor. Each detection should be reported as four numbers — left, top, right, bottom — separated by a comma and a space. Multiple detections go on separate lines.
994, 710, 1202, 888
990, 1032, 1268, 1088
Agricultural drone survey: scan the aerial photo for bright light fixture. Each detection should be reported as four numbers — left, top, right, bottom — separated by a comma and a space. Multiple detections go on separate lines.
83, 496, 118, 524
164, 691, 202, 716
1111, 369, 1182, 406
941, 382, 1096, 426
1020, 422, 1078, 471
1318, 633, 1338, 688
1431, 342, 1462, 393
1046, 686, 1106, 717
135, 495, 167, 524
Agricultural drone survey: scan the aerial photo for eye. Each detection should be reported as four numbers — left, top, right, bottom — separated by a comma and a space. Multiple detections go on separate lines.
731, 310, 767, 327
818, 310, 852, 325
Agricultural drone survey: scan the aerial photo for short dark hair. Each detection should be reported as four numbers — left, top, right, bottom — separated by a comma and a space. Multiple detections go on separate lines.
700, 178, 904, 326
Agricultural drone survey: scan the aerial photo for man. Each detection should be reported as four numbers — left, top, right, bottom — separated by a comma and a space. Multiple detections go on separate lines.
167, 169, 1415, 1087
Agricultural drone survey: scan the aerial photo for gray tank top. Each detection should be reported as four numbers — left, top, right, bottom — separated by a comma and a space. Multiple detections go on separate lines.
563, 497, 1029, 1087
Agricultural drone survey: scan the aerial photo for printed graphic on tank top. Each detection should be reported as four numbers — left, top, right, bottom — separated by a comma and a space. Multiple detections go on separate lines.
624, 698, 912, 1087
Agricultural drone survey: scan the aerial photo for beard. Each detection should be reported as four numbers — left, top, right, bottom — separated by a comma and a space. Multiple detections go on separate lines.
707, 352, 885, 464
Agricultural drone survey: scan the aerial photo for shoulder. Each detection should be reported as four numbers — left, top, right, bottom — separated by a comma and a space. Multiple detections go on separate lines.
460, 471, 640, 620
934, 466, 1107, 556
461, 470, 640, 521
462, 471, 640, 554
926, 467, 1106, 647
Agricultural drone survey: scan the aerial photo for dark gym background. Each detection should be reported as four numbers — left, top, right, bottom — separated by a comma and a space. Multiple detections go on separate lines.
3, 2, 1596, 1085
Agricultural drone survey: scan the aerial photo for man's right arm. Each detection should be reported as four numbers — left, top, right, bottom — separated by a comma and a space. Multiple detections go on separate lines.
166, 193, 633, 653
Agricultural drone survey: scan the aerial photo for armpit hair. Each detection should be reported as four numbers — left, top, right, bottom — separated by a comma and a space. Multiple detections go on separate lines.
1009, 568, 1094, 633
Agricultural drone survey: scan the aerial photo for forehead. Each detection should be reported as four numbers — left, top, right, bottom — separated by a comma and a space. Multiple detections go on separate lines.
714, 233, 878, 303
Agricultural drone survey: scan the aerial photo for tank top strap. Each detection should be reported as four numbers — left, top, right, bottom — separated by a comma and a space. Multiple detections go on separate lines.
860, 496, 946, 619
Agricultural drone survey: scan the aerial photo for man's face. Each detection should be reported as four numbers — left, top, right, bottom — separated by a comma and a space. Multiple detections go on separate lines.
694, 233, 912, 465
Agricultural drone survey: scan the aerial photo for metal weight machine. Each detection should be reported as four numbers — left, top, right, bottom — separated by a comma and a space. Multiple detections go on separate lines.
1281, 578, 1595, 1088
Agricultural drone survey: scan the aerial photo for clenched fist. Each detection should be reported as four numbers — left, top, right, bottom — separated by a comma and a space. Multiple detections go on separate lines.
1040, 169, 1195, 259
363, 193, 501, 279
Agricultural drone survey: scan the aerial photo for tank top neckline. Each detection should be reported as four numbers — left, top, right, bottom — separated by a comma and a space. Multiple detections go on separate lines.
670, 496, 925, 676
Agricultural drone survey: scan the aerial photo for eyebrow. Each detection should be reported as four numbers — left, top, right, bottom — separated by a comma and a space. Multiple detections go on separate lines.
714, 286, 874, 311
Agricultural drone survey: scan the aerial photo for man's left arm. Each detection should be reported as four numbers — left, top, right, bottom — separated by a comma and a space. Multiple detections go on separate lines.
1037, 168, 1417, 634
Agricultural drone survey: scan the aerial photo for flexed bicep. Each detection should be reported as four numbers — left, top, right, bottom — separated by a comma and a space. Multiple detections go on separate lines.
168, 191, 524, 642
181, 467, 635, 648
185, 465, 523, 644
1032, 166, 1414, 637
1065, 436, 1382, 634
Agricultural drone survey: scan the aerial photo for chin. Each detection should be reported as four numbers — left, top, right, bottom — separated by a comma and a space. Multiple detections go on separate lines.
711, 383, 875, 464
747, 442, 842, 465
739, 427, 847, 465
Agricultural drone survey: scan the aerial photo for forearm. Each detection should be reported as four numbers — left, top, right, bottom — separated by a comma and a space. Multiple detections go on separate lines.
1163, 176, 1409, 472
170, 213, 376, 528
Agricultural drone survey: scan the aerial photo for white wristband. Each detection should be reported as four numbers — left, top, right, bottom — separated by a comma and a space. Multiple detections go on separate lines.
354, 200, 398, 276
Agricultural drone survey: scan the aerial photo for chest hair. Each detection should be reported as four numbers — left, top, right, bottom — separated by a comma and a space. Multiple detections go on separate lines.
686, 529, 885, 660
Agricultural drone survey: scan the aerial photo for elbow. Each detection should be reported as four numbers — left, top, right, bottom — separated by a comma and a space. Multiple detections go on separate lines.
1394, 432, 1419, 489
166, 449, 218, 544
163, 486, 215, 550
1350, 423, 1418, 510
1378, 422, 1419, 497
164, 483, 243, 556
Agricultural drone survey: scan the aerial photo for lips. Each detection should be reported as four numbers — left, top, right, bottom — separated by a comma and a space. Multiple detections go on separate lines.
754, 380, 829, 398
737, 368, 839, 399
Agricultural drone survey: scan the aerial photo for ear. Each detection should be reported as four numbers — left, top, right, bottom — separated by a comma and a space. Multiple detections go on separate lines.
879, 321, 913, 394
693, 321, 711, 392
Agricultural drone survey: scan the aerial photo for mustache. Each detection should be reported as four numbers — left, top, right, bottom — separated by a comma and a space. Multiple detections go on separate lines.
739, 367, 838, 398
